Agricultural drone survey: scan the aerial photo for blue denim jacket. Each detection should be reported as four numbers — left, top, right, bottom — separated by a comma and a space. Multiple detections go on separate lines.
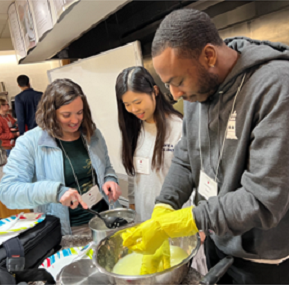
0, 127, 120, 235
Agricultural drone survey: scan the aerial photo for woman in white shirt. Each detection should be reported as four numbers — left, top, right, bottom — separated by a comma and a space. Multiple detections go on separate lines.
115, 66, 183, 221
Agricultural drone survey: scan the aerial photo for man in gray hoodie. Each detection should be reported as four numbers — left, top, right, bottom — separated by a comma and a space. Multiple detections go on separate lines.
123, 8, 289, 284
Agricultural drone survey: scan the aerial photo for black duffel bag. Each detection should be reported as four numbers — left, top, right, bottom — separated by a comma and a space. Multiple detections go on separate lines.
0, 215, 62, 284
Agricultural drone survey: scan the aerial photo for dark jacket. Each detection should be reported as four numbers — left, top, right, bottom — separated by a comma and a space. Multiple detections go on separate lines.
15, 88, 42, 135
156, 37, 289, 260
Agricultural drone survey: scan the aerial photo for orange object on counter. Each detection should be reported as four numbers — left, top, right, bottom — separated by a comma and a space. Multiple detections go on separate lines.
0, 201, 30, 219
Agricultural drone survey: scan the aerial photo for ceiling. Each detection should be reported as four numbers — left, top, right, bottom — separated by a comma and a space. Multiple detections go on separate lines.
0, 0, 13, 39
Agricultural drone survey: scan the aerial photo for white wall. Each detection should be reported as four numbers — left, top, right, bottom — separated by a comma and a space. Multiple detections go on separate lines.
0, 50, 61, 102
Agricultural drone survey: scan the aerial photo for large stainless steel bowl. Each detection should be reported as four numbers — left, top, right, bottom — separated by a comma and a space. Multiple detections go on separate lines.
94, 225, 200, 285
89, 208, 136, 245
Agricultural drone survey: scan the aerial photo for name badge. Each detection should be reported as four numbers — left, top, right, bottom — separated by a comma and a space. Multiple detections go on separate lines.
134, 157, 150, 175
226, 111, 238, 140
198, 170, 218, 200
81, 185, 103, 209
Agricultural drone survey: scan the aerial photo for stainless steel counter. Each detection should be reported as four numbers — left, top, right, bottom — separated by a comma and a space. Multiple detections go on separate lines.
61, 234, 93, 249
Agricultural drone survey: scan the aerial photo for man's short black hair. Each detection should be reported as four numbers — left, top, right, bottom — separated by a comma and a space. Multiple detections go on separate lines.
152, 9, 223, 59
17, 75, 30, 87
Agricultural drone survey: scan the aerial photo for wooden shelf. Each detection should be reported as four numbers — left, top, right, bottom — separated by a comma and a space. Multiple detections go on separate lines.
20, 0, 130, 64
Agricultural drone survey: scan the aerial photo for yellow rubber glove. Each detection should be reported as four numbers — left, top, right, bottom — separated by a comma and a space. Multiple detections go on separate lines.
138, 205, 174, 275
151, 204, 174, 219
122, 206, 198, 255
140, 239, 170, 275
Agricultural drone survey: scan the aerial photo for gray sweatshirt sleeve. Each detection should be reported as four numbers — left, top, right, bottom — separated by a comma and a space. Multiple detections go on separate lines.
156, 116, 196, 209
194, 71, 289, 236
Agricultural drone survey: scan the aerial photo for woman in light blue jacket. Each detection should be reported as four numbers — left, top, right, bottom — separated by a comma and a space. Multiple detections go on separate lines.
0, 79, 121, 235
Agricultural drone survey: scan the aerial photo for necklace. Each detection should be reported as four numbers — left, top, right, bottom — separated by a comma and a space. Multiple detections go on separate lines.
58, 135, 95, 194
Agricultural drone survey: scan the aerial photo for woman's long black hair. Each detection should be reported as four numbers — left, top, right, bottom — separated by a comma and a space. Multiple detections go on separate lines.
116, 66, 183, 176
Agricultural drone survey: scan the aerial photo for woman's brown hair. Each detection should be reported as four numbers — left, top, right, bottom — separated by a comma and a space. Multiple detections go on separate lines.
0, 98, 7, 105
36, 79, 96, 141
116, 66, 183, 176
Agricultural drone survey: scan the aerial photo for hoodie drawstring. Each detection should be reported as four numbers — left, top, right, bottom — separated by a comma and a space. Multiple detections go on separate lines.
199, 73, 246, 182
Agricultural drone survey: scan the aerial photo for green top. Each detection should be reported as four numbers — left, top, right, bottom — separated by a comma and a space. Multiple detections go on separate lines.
57, 136, 108, 226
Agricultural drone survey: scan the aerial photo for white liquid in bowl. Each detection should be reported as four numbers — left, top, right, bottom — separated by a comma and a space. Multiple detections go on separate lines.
112, 245, 188, 275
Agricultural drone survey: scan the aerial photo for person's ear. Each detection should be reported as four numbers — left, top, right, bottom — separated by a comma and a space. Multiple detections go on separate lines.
153, 85, 159, 96
201, 44, 217, 68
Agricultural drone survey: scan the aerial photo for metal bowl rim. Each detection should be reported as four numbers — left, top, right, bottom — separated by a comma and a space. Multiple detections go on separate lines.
100, 208, 136, 216
94, 228, 201, 280
57, 259, 108, 284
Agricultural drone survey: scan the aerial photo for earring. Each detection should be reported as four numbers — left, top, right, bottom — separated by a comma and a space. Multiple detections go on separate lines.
210, 64, 215, 68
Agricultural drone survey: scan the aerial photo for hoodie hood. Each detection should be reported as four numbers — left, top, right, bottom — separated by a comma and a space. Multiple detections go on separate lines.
219, 37, 289, 91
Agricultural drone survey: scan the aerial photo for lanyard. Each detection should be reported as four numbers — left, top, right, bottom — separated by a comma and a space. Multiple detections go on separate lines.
139, 122, 156, 152
199, 73, 246, 182
58, 135, 96, 194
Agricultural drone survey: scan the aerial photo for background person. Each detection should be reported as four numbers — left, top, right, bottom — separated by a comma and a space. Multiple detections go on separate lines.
115, 66, 183, 222
15, 75, 42, 135
0, 79, 121, 235
0, 98, 19, 156
123, 9, 289, 284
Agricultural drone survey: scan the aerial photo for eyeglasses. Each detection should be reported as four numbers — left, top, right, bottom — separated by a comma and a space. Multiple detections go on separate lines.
1, 104, 9, 106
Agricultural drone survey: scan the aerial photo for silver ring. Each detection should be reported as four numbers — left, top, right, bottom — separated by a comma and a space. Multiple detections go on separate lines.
72, 199, 78, 203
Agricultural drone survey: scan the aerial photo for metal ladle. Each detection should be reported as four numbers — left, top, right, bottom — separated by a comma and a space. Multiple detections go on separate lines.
85, 208, 129, 229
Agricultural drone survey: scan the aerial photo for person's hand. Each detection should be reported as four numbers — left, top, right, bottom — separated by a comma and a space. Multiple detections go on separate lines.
122, 206, 198, 255
102, 181, 121, 202
137, 204, 175, 274
140, 239, 171, 275
13, 132, 20, 137
59, 188, 88, 209
140, 205, 192, 274
199, 231, 206, 244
